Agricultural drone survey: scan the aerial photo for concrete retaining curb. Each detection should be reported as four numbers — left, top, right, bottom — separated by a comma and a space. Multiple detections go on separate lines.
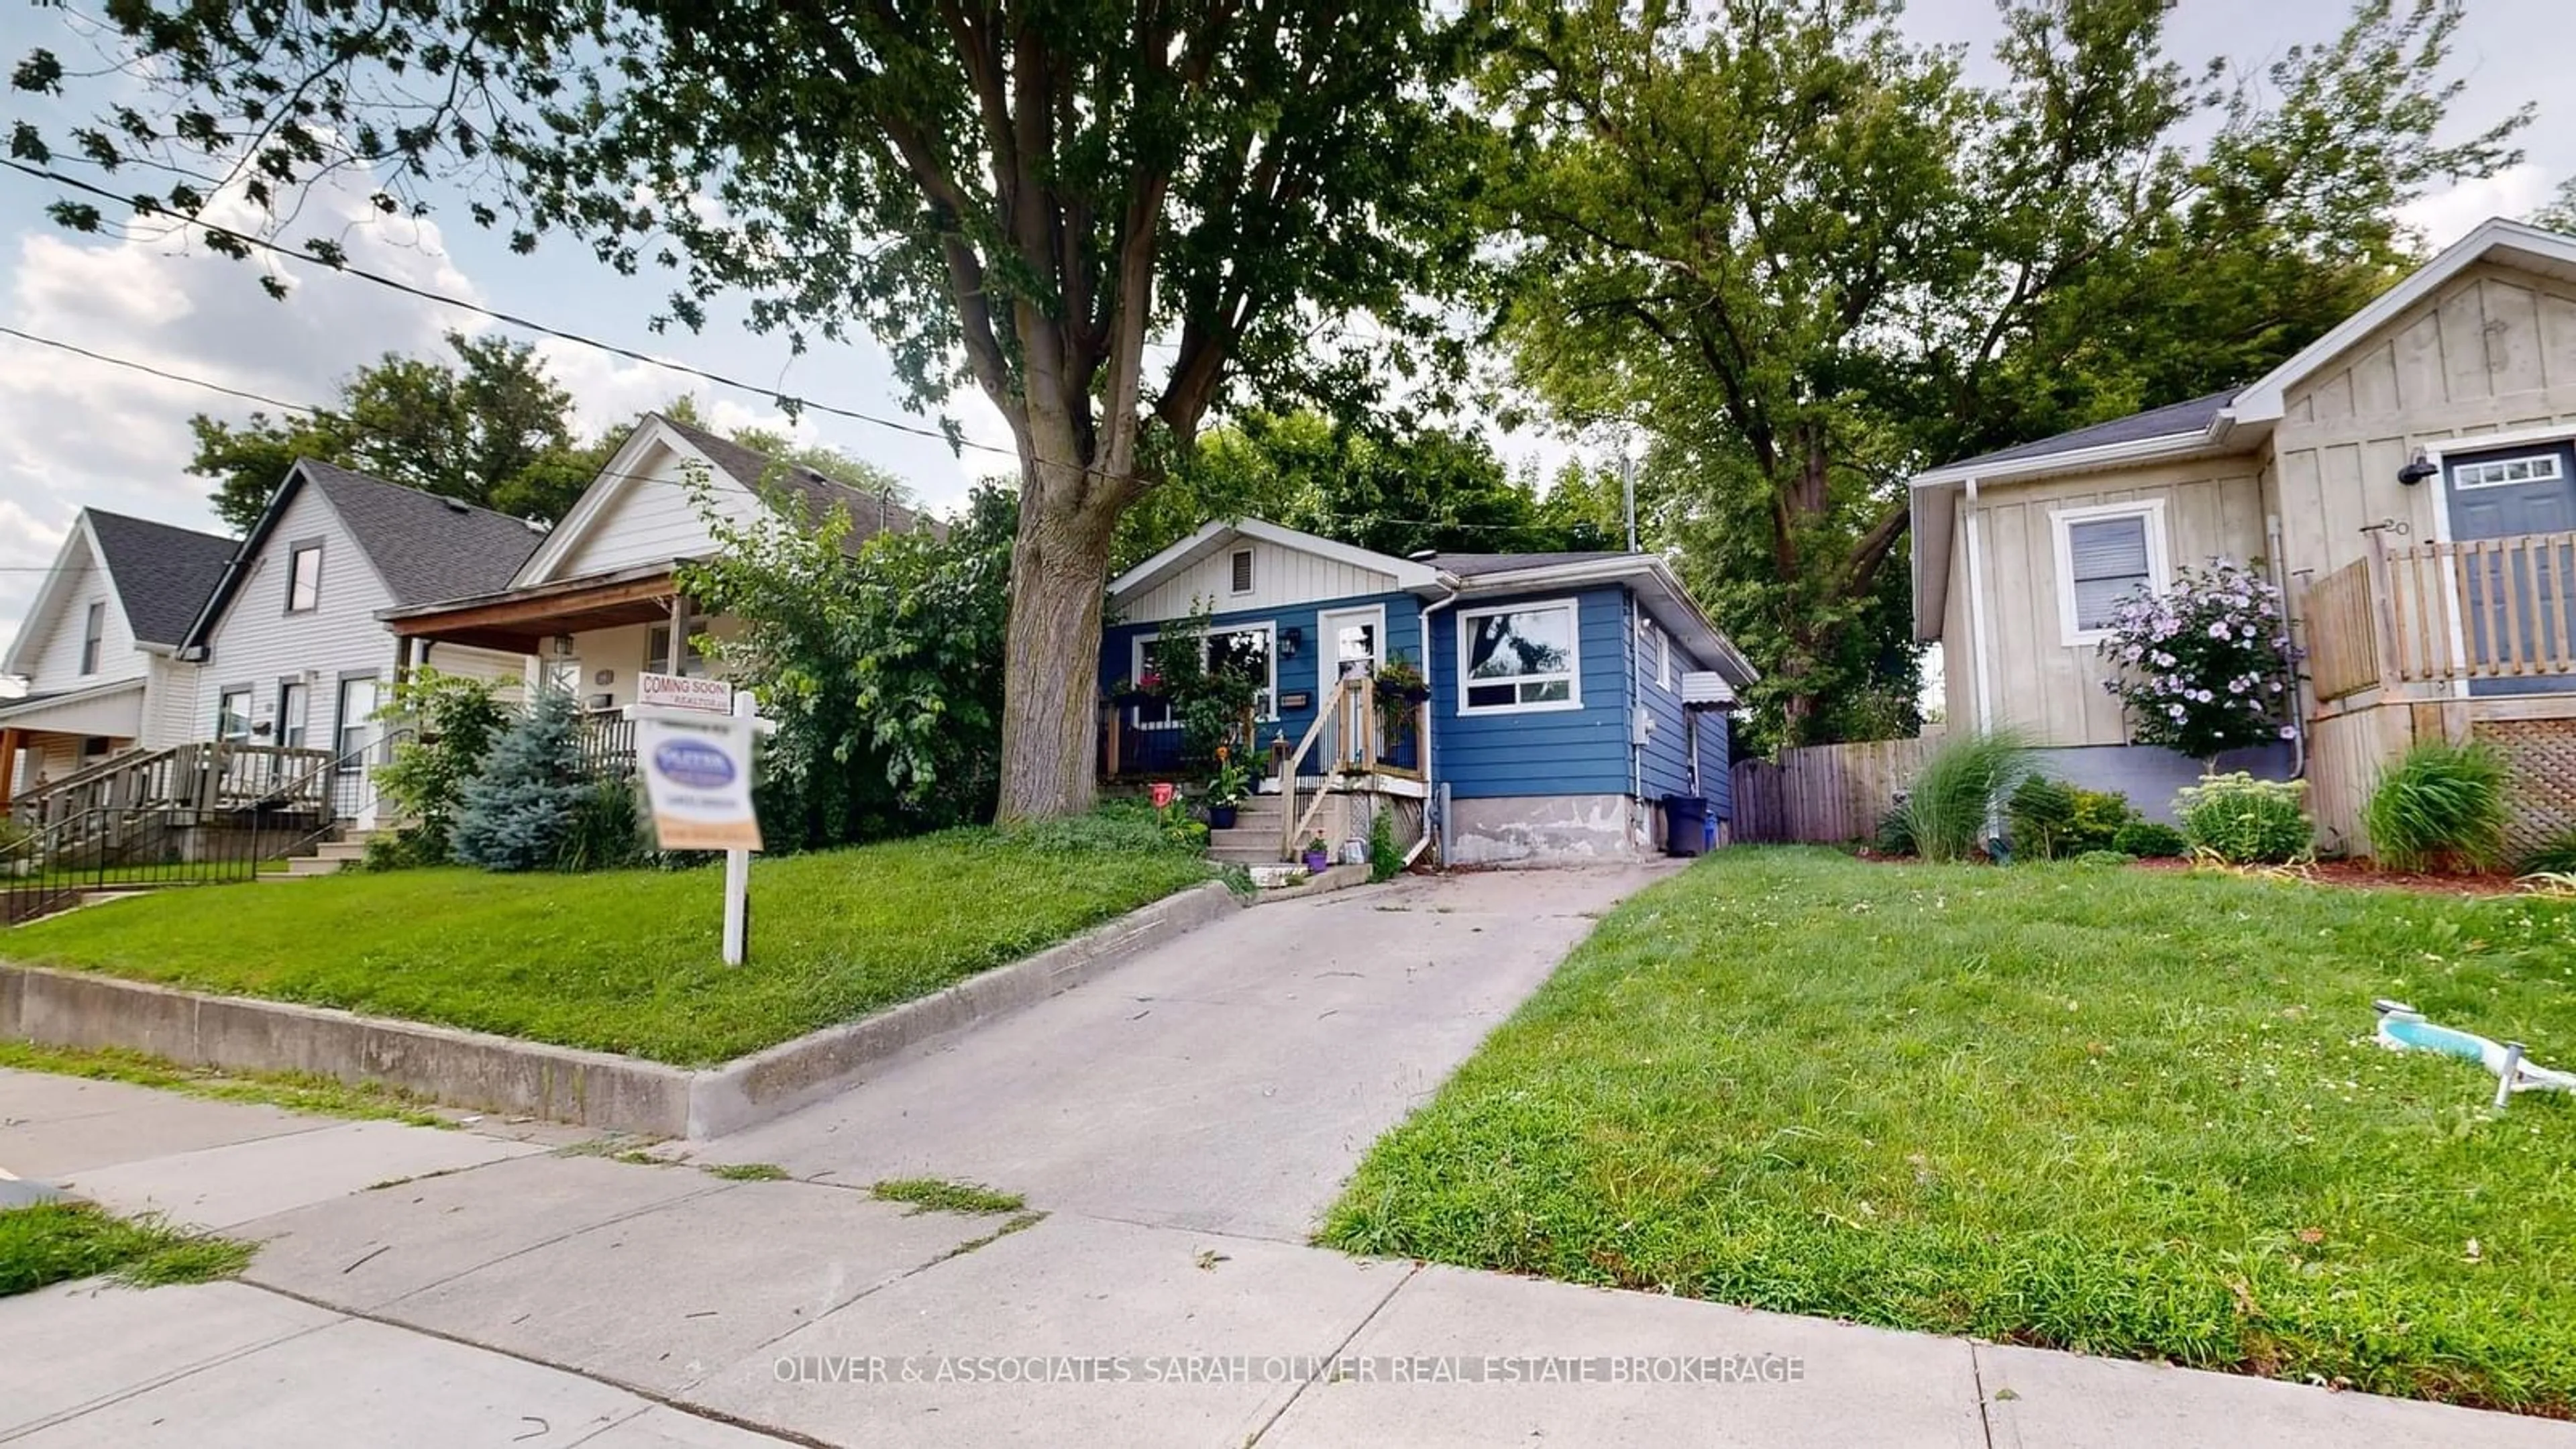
0, 879, 1244, 1140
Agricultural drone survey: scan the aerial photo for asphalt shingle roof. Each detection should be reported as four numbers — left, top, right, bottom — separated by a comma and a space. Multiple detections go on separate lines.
1938, 388, 2241, 473
298, 461, 545, 607
83, 509, 237, 646
655, 414, 944, 546
1424, 549, 1638, 578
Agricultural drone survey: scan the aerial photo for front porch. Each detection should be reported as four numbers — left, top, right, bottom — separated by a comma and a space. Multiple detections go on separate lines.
1105, 673, 1432, 865
2297, 527, 2576, 853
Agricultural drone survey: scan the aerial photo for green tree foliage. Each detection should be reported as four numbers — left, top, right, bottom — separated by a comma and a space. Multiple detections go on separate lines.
1485, 0, 2524, 747
16, 1, 1489, 822
190, 332, 611, 531
680, 482, 1014, 849
367, 667, 509, 869
1114, 411, 1616, 572
451, 688, 592, 872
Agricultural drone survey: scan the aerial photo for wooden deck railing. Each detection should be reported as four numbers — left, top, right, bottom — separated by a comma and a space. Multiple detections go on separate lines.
2302, 529, 2576, 702
14, 741, 336, 831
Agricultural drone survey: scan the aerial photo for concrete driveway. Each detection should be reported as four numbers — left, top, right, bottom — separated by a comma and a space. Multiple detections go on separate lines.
696, 865, 1673, 1240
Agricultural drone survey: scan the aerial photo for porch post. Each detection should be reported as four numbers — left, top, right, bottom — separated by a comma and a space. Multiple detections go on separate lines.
392, 633, 417, 688
0, 727, 20, 816
2365, 528, 2404, 692
669, 590, 693, 676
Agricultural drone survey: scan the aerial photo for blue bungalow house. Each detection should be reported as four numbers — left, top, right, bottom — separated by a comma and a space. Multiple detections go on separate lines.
1098, 519, 1757, 866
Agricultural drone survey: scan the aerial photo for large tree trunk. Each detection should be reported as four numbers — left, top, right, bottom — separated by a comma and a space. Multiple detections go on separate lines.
994, 452, 1128, 824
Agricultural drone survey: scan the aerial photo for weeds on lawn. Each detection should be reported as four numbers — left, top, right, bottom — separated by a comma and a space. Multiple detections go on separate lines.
702, 1162, 792, 1182
0, 1203, 254, 1297
871, 1177, 1026, 1215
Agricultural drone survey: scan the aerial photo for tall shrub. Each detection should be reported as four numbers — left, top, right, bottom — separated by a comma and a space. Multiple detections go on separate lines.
1900, 731, 2033, 863
2098, 559, 2300, 761
2363, 741, 2510, 872
369, 668, 508, 868
451, 688, 590, 871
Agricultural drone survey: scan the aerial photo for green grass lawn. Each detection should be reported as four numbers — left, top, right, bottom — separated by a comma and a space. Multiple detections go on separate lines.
0, 1202, 253, 1297
1321, 849, 2576, 1414
2, 814, 1215, 1067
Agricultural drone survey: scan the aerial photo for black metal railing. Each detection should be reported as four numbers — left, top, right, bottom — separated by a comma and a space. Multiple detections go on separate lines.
2, 805, 282, 926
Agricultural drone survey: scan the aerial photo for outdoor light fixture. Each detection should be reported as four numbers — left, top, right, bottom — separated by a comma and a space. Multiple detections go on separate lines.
2398, 449, 2438, 486
1279, 627, 1302, 657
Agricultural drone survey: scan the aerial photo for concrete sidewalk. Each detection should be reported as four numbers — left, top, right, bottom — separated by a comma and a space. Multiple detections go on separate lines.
7, 867, 2573, 1446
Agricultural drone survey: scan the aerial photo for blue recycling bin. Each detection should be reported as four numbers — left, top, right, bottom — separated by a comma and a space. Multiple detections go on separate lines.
1661, 795, 1710, 857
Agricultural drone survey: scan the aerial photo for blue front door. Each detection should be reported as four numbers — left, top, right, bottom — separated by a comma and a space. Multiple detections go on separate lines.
2445, 441, 2576, 696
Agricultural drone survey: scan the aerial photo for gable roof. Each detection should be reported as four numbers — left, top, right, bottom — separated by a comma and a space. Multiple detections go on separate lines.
2, 508, 235, 678
1109, 518, 1442, 605
183, 460, 544, 649
515, 413, 935, 587
1906, 217, 2576, 643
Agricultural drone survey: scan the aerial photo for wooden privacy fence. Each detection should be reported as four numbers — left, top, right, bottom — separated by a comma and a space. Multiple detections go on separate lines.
2304, 529, 2576, 701
1730, 737, 1930, 844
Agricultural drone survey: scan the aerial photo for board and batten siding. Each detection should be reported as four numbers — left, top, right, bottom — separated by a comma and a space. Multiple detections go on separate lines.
2271, 260, 2576, 586
190, 482, 400, 748
1118, 536, 1403, 625
1435, 586, 1633, 799
1958, 458, 2266, 746
19, 530, 142, 696
541, 438, 763, 582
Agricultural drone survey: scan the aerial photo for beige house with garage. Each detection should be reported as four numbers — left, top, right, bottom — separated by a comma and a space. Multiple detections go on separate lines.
1913, 217, 2576, 850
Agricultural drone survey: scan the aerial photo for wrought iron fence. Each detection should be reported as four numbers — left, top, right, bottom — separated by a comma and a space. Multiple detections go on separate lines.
2, 805, 280, 926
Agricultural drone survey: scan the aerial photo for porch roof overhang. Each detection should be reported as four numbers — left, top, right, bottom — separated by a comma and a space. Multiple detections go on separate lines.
0, 676, 146, 738
378, 560, 686, 653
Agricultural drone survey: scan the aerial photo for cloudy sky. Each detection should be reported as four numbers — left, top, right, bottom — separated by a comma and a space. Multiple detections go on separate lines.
0, 0, 2565, 667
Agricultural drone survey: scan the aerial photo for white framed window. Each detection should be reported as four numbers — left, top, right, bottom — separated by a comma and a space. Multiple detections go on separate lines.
647, 623, 714, 678
2051, 500, 2168, 645
1635, 612, 1670, 690
278, 682, 310, 749
2450, 453, 2565, 489
1458, 598, 1582, 714
286, 542, 323, 612
1227, 547, 1255, 596
1130, 621, 1278, 729
334, 676, 378, 771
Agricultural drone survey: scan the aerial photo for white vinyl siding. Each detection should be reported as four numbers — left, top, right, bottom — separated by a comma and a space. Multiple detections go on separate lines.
19, 529, 143, 695
535, 439, 763, 582
2051, 500, 2169, 644
1458, 598, 1582, 714
191, 481, 400, 748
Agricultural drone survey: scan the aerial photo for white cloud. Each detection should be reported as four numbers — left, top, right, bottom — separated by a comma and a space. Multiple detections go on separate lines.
2400, 163, 2555, 250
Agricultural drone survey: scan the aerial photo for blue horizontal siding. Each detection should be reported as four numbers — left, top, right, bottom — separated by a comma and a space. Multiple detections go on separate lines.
1434, 586, 1629, 799
1099, 590, 1423, 773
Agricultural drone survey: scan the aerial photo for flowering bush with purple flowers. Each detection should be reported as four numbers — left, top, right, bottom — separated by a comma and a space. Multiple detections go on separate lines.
2096, 558, 2301, 760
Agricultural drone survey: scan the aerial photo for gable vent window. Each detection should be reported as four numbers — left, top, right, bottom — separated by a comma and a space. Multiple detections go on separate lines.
2052, 501, 2168, 643
286, 543, 324, 613
1228, 547, 1255, 596
79, 600, 105, 675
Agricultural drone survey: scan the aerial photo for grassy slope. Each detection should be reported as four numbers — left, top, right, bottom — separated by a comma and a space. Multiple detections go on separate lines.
3, 818, 1212, 1067
1322, 849, 2576, 1413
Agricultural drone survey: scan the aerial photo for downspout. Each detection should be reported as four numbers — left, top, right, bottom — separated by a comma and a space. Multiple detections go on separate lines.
2265, 512, 2309, 778
1409, 583, 1462, 867
1962, 478, 1996, 736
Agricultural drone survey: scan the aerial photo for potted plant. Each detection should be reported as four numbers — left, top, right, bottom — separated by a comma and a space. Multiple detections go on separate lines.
1108, 673, 1162, 708
1303, 834, 1332, 873
1205, 748, 1249, 830
1375, 655, 1430, 703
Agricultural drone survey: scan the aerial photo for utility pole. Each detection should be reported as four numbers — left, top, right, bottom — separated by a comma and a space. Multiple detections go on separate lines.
1620, 435, 1638, 553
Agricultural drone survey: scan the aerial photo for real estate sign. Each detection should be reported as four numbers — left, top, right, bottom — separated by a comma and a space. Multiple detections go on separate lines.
635, 712, 762, 852
638, 671, 731, 714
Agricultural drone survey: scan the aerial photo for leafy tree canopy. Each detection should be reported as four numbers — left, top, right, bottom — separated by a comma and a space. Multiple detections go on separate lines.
191, 331, 610, 531
1487, 0, 2525, 748
15, 0, 1490, 820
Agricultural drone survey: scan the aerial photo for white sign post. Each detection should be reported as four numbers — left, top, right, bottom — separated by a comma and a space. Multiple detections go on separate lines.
629, 690, 773, 965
